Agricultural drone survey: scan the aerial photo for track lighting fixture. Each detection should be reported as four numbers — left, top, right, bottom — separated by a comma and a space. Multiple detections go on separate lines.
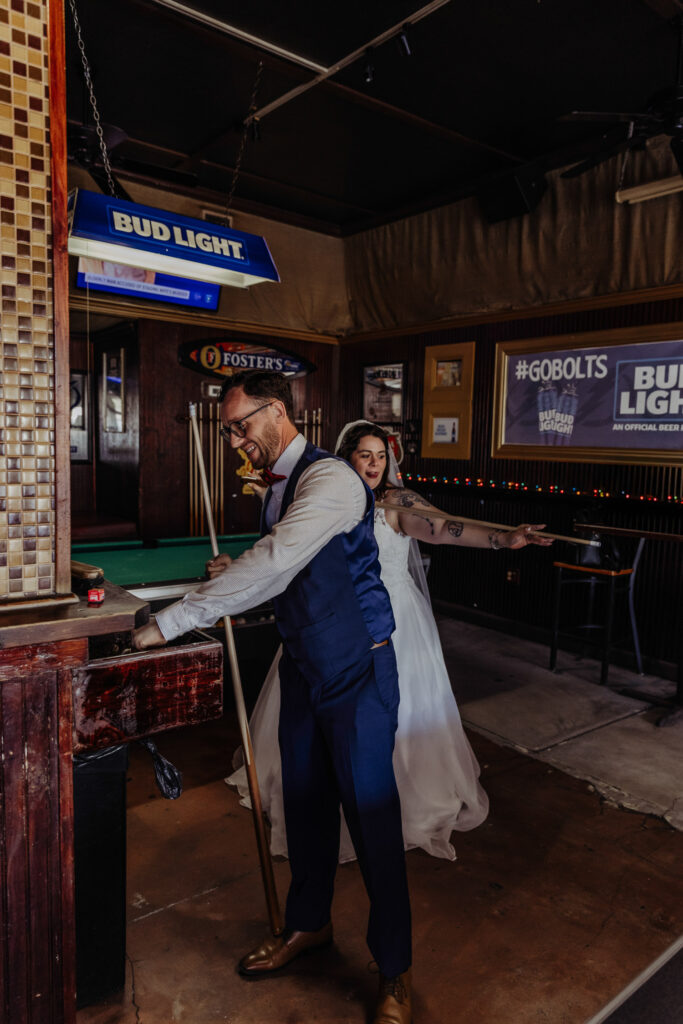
397, 26, 412, 57
364, 53, 374, 84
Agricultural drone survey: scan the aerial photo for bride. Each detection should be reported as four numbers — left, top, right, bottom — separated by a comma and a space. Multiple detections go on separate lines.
226, 420, 551, 861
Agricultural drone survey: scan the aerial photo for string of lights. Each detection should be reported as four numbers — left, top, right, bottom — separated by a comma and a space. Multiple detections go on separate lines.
403, 474, 681, 504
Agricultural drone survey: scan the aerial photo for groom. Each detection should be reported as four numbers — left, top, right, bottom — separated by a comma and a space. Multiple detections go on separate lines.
133, 370, 412, 1024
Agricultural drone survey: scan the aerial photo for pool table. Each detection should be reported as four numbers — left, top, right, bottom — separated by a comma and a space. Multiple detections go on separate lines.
72, 533, 260, 604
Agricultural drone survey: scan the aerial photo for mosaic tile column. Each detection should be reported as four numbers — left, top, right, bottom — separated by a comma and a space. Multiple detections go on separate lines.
0, 0, 63, 601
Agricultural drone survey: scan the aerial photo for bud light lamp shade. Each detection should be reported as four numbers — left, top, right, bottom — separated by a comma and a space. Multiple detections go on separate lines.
67, 189, 280, 289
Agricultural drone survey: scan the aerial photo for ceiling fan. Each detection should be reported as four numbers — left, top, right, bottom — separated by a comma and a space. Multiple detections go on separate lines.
559, 14, 683, 179
67, 121, 199, 199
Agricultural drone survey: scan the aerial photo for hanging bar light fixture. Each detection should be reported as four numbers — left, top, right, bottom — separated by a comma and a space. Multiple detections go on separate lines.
67, 189, 279, 288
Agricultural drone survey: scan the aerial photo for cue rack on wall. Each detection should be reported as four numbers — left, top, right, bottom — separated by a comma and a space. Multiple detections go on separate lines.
188, 402, 224, 536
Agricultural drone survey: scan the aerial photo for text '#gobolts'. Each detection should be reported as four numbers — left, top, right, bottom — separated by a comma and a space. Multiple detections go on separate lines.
514, 354, 608, 383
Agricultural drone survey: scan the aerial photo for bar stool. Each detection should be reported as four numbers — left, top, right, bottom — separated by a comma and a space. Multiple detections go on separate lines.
549, 538, 644, 685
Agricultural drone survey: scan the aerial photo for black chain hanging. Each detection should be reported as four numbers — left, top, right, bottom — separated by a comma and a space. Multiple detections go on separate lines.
617, 121, 635, 193
68, 0, 120, 198
224, 60, 264, 222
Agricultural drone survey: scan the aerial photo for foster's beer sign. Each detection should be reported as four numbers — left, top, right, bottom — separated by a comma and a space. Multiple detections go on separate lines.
178, 338, 315, 380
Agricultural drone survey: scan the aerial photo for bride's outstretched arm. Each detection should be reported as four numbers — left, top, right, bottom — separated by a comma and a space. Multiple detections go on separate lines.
383, 488, 552, 550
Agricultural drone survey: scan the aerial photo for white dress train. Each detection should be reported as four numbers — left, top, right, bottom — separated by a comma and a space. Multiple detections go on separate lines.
227, 507, 489, 861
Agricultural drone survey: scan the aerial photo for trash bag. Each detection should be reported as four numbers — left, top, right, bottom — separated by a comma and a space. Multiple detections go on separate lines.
137, 737, 183, 800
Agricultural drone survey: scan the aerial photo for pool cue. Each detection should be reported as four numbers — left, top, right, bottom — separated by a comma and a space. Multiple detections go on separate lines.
215, 405, 221, 528
192, 407, 198, 535
212, 403, 218, 529
317, 407, 322, 446
209, 399, 215, 528
188, 414, 194, 535
199, 404, 205, 536
219, 415, 225, 532
375, 502, 600, 547
194, 414, 199, 535
188, 403, 283, 937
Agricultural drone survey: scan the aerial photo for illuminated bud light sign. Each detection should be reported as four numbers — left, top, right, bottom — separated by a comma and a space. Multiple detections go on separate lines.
178, 338, 315, 380
67, 189, 279, 289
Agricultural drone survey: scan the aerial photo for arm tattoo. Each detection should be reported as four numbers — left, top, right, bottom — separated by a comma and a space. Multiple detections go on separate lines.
489, 530, 505, 550
446, 520, 464, 538
394, 489, 431, 509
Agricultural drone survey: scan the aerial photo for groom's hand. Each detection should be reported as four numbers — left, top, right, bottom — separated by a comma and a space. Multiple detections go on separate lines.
132, 621, 165, 650
206, 553, 232, 578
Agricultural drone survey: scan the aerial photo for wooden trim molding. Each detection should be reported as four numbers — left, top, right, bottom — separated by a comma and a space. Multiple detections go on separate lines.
68, 293, 340, 345
49, 0, 72, 594
339, 282, 683, 343
71, 273, 683, 350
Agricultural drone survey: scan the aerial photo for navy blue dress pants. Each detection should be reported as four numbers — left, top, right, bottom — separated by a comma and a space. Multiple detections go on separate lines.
278, 640, 412, 979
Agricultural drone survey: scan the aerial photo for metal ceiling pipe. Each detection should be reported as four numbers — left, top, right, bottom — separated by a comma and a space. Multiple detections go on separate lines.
143, 0, 328, 73
244, 0, 453, 124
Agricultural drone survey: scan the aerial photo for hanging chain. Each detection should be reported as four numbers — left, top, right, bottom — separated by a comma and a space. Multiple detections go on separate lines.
617, 120, 635, 193
68, 0, 118, 197
225, 60, 264, 221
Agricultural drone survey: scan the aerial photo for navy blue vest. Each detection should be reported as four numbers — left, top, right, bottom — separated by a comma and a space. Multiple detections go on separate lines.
263, 441, 395, 686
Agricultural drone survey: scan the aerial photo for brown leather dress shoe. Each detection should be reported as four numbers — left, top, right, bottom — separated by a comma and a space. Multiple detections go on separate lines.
373, 968, 412, 1024
237, 922, 333, 977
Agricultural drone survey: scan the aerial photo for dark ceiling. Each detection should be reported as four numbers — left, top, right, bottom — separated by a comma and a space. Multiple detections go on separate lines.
66, 0, 683, 235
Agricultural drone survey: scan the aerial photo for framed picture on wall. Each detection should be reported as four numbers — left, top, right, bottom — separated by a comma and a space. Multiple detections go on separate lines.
69, 370, 90, 462
421, 341, 475, 458
492, 323, 683, 465
102, 348, 126, 433
434, 358, 463, 388
431, 415, 459, 445
363, 363, 403, 423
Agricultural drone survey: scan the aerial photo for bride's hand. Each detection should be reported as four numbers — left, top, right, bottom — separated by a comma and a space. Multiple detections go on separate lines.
504, 524, 553, 548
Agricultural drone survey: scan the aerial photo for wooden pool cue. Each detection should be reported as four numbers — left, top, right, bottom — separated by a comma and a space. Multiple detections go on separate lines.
219, 415, 225, 532
189, 403, 283, 937
375, 502, 600, 547
188, 414, 195, 536
199, 403, 205, 536
208, 402, 215, 527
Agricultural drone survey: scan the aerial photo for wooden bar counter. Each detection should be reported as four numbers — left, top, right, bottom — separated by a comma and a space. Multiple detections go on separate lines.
0, 584, 223, 1024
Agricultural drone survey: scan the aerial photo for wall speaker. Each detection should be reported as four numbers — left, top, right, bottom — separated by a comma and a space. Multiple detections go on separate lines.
477, 167, 547, 223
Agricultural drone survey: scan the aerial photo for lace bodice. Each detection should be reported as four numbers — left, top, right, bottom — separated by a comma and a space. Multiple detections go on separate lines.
374, 506, 412, 591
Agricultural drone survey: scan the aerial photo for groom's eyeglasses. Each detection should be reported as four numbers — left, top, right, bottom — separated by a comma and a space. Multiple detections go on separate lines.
219, 402, 275, 440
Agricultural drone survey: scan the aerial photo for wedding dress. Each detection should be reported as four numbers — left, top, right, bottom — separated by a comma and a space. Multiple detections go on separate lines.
227, 505, 489, 862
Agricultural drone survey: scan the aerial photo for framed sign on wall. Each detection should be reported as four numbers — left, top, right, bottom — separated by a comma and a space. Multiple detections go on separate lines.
421, 341, 475, 459
69, 370, 90, 462
363, 363, 403, 423
102, 348, 126, 433
492, 323, 683, 465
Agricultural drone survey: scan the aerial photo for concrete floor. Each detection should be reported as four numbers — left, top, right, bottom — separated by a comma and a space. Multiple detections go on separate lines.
77, 620, 683, 1024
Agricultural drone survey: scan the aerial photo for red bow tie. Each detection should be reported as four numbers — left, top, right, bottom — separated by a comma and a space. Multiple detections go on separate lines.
261, 467, 287, 486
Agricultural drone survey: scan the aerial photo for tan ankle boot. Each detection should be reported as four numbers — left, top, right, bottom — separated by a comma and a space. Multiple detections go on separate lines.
373, 968, 412, 1024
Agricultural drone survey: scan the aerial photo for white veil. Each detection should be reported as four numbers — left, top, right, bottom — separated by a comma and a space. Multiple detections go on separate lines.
333, 420, 431, 605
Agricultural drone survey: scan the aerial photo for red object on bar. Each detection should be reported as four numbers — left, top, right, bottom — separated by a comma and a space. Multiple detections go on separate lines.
87, 588, 105, 604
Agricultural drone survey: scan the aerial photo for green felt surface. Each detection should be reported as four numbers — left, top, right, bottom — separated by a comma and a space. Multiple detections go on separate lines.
72, 534, 259, 587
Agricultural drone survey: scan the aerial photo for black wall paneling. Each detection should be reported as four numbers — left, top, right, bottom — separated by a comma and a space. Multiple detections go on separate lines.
338, 297, 683, 675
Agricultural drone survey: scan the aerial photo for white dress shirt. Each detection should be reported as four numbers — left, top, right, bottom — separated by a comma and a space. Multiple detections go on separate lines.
156, 433, 367, 641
